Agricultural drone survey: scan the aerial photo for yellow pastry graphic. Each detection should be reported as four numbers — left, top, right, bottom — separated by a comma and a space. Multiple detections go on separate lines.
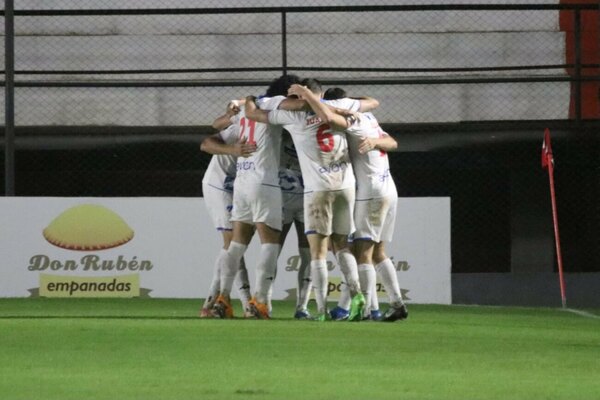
43, 204, 134, 250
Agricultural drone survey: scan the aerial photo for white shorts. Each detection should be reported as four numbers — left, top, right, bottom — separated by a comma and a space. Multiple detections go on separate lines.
304, 188, 355, 236
353, 194, 397, 243
202, 182, 233, 231
231, 184, 282, 230
282, 191, 304, 225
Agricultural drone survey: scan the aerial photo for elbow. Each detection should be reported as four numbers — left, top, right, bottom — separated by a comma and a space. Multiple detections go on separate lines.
200, 139, 210, 153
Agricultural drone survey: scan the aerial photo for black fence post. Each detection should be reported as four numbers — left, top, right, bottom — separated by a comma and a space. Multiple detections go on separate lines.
4, 0, 15, 196
281, 11, 287, 76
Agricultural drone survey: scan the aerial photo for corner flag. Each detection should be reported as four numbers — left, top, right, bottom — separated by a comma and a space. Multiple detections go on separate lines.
542, 129, 567, 308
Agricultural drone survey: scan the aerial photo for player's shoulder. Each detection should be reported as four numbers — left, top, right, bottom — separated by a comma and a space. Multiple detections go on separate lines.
257, 95, 286, 111
324, 97, 360, 111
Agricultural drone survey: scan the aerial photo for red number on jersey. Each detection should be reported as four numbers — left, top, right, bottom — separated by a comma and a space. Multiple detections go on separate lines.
317, 124, 334, 152
239, 117, 257, 144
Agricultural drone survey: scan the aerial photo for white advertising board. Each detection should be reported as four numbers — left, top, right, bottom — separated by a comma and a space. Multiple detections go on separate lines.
0, 197, 451, 304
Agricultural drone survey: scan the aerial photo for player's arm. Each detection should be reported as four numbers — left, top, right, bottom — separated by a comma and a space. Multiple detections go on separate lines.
211, 99, 245, 130
200, 133, 256, 158
358, 132, 397, 154
278, 96, 310, 111
353, 96, 379, 112
243, 96, 270, 123
288, 84, 354, 130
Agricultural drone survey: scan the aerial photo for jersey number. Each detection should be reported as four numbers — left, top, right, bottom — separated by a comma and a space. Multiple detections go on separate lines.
317, 124, 334, 152
239, 117, 256, 144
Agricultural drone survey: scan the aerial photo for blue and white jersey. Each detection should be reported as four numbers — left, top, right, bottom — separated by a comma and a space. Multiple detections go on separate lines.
279, 132, 304, 195
268, 98, 360, 193
346, 112, 397, 200
234, 95, 286, 191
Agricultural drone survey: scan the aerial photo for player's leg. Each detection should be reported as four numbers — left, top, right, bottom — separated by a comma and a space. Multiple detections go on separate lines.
234, 256, 252, 317
293, 220, 312, 318
373, 243, 407, 321
372, 194, 407, 321
200, 229, 232, 317
330, 278, 351, 320
330, 188, 364, 321
331, 233, 365, 322
249, 222, 281, 318
213, 220, 254, 318
353, 238, 378, 319
303, 190, 335, 320
200, 184, 235, 318
276, 221, 293, 315
307, 232, 330, 319
247, 186, 282, 319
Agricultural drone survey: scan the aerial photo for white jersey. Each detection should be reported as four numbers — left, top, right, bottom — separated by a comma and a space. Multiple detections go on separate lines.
201, 123, 240, 193
268, 98, 360, 192
346, 112, 397, 199
234, 96, 286, 190
279, 132, 304, 196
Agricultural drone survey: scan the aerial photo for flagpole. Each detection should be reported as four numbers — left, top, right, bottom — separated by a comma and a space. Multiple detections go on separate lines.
542, 129, 567, 308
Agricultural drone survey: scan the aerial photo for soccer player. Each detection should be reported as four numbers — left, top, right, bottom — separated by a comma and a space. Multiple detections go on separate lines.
278, 132, 312, 319
244, 78, 377, 321
198, 115, 256, 318
291, 85, 408, 322
212, 74, 302, 319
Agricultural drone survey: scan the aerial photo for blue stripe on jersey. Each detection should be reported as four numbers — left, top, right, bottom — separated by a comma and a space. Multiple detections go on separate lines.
207, 183, 233, 193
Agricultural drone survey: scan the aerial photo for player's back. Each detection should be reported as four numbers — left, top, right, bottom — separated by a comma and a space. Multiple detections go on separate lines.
235, 95, 286, 188
269, 97, 362, 193
346, 112, 395, 199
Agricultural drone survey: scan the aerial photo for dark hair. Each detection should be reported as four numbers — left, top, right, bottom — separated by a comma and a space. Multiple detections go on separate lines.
265, 74, 302, 97
301, 78, 322, 94
323, 87, 347, 100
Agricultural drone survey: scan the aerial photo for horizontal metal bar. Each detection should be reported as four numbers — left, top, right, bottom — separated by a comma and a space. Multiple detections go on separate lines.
6, 64, 600, 76
2, 75, 599, 88
1, 3, 598, 17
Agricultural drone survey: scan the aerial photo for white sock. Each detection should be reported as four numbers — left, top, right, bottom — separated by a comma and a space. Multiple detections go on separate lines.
254, 243, 280, 304
297, 247, 312, 310
234, 257, 251, 312
337, 279, 351, 310
358, 263, 376, 315
311, 259, 328, 314
375, 258, 403, 305
266, 257, 278, 314
219, 241, 247, 297
335, 248, 361, 296
202, 249, 223, 309
371, 272, 380, 311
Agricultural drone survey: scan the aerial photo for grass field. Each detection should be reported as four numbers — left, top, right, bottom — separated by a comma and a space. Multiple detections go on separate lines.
1, 299, 599, 400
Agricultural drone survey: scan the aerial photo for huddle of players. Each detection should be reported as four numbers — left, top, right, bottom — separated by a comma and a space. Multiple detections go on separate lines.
199, 75, 408, 322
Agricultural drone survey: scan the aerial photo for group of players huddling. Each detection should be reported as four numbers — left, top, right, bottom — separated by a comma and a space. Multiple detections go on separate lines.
199, 75, 408, 322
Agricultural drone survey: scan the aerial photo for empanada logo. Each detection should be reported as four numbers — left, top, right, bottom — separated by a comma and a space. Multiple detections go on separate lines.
43, 204, 134, 251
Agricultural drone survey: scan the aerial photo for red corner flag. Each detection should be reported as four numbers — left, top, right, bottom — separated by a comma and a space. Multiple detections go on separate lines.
542, 128, 567, 308
542, 128, 553, 169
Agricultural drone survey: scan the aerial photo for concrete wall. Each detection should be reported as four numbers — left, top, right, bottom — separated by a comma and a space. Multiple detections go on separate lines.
5, 0, 569, 125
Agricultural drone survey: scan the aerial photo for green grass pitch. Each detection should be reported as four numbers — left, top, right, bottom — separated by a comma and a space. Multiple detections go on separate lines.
1, 298, 599, 400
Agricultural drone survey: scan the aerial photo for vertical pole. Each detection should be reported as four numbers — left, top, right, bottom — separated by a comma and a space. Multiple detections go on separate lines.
281, 11, 287, 76
4, 0, 15, 196
547, 160, 567, 308
543, 129, 567, 309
